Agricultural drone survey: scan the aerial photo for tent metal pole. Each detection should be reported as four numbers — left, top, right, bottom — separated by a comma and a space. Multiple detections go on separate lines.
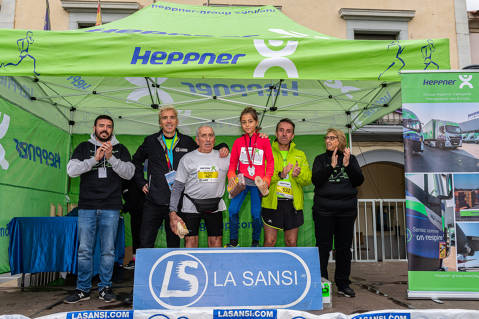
145, 77, 156, 107
64, 109, 74, 210
259, 80, 282, 129
347, 111, 353, 152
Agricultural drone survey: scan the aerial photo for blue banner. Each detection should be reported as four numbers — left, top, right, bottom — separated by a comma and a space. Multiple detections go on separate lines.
133, 248, 322, 310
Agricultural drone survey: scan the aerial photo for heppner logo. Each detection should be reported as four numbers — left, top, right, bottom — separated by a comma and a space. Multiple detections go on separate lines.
253, 39, 298, 78
131, 47, 245, 66
135, 248, 321, 310
423, 79, 457, 86
422, 75, 474, 89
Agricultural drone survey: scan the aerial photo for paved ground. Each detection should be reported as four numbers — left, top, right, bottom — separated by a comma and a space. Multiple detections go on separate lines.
0, 262, 477, 318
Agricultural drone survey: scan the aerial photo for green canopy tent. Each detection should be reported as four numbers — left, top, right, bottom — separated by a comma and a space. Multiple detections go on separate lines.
0, 1, 449, 136
0, 2, 450, 271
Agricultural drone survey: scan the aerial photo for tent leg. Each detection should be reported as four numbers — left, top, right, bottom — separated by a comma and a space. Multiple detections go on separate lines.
347, 112, 353, 151
259, 80, 282, 129
64, 110, 74, 210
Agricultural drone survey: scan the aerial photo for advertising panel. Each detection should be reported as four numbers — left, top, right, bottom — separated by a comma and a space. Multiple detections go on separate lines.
402, 71, 479, 298
133, 248, 322, 310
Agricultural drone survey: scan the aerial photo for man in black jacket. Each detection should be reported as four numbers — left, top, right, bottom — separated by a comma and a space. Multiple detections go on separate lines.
133, 106, 228, 248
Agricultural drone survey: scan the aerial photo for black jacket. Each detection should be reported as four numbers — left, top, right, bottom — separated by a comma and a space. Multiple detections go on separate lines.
311, 150, 364, 214
132, 130, 197, 206
132, 130, 228, 206
68, 136, 134, 210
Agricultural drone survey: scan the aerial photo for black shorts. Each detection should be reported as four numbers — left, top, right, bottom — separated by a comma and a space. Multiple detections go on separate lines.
179, 211, 223, 237
261, 199, 304, 231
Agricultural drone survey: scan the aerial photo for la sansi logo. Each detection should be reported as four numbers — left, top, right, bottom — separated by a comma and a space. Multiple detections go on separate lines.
149, 251, 208, 309
459, 74, 473, 89
0, 112, 10, 170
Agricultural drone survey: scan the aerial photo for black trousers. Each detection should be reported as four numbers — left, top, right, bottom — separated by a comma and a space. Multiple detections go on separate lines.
128, 203, 143, 254
139, 201, 180, 248
313, 210, 357, 288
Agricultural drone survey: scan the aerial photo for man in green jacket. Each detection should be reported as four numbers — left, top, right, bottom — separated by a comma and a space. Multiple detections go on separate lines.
262, 118, 312, 247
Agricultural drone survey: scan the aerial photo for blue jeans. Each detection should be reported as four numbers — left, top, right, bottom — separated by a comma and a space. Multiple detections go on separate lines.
77, 209, 120, 292
228, 185, 262, 242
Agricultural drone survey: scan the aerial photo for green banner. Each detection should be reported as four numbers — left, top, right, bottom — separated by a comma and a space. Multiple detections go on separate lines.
0, 98, 68, 192
401, 72, 479, 103
69, 134, 323, 249
0, 97, 69, 273
402, 71, 479, 298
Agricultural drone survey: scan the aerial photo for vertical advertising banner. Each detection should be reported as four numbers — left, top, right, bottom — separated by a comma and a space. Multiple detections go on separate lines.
401, 71, 479, 298
0, 96, 68, 272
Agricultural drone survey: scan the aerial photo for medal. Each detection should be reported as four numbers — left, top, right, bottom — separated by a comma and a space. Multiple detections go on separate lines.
244, 134, 257, 177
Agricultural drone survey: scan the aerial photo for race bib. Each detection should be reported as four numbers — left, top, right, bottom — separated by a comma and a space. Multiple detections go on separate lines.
239, 147, 264, 165
276, 180, 293, 199
197, 165, 219, 183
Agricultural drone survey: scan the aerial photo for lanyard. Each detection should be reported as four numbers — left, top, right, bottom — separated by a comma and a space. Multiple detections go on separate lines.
162, 132, 177, 171
244, 133, 257, 167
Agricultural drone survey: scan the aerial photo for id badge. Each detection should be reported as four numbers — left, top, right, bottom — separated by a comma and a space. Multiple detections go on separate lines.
165, 170, 176, 190
98, 167, 107, 179
247, 165, 255, 176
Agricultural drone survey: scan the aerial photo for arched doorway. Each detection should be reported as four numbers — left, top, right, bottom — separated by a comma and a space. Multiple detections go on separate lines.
354, 149, 407, 260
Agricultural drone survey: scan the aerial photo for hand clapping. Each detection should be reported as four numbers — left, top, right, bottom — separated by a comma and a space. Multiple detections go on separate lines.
95, 142, 113, 161
292, 161, 301, 177
331, 148, 338, 168
343, 148, 351, 167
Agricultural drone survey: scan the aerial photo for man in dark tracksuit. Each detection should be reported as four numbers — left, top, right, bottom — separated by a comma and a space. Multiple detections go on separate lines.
133, 106, 228, 248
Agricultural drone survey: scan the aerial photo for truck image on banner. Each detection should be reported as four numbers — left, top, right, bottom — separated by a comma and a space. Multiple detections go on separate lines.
402, 108, 424, 153
423, 119, 462, 149
406, 173, 454, 271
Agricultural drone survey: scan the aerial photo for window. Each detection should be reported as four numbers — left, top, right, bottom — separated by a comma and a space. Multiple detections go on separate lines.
0, 0, 15, 28
354, 32, 397, 41
339, 8, 415, 40
61, 0, 139, 29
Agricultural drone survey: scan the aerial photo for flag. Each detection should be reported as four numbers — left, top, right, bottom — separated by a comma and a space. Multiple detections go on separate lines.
95, 0, 102, 26
43, 0, 51, 30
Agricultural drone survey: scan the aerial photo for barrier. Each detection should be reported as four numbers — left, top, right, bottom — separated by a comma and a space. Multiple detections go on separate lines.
4, 309, 479, 319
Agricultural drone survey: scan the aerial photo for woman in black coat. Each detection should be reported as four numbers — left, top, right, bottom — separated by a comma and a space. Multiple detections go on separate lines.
312, 128, 364, 297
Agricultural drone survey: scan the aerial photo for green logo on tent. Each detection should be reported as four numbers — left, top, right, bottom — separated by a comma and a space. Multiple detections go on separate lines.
253, 39, 299, 78
0, 112, 10, 170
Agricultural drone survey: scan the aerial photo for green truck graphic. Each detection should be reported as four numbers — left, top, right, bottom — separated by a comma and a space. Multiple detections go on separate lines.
423, 119, 462, 149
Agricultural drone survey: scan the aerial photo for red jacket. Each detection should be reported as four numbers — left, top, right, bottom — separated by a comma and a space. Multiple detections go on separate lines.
227, 133, 274, 185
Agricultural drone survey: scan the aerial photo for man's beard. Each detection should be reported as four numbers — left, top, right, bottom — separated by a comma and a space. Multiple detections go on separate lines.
95, 130, 111, 142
